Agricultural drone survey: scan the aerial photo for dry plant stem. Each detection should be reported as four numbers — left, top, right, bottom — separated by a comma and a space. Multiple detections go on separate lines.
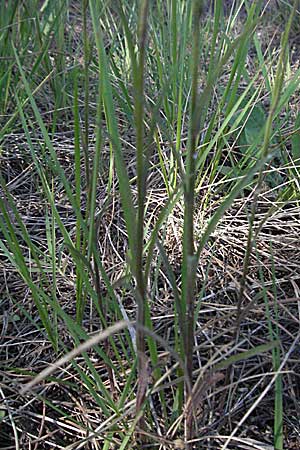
221, 184, 262, 407
235, 194, 256, 342
221, 333, 300, 450
21, 321, 130, 394
134, 0, 150, 436
93, 247, 115, 397
183, 0, 203, 445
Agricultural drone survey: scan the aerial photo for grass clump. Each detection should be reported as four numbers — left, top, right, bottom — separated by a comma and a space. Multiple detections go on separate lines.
1, 1, 300, 449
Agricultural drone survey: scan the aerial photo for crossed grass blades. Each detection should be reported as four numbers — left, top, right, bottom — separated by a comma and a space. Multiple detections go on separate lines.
1, 1, 300, 449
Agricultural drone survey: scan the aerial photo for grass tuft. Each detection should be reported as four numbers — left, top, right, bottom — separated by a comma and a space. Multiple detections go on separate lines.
1, 1, 300, 449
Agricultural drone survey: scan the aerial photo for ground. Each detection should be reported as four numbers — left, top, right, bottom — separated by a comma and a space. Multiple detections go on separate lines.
1, 1, 300, 449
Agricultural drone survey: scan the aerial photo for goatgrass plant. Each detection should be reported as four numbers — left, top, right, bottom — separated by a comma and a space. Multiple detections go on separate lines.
1, 0, 299, 448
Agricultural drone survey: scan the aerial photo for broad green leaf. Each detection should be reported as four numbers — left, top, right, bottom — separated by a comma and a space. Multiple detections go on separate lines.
291, 111, 300, 162
243, 105, 266, 146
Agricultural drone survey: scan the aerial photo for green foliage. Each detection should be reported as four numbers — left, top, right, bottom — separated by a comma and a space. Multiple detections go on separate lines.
239, 104, 266, 148
292, 111, 300, 162
0, 1, 299, 448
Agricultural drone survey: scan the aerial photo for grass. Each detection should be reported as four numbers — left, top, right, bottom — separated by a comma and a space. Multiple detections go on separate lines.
1, 0, 300, 449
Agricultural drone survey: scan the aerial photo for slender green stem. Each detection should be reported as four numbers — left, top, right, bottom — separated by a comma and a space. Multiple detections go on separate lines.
134, 0, 150, 434
82, 0, 91, 190
181, 0, 203, 444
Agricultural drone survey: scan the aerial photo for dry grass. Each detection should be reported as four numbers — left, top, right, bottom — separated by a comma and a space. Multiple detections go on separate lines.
1, 132, 300, 449
1, 1, 300, 449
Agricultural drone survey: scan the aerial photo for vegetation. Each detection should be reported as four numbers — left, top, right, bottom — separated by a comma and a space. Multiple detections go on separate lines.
1, 1, 300, 449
